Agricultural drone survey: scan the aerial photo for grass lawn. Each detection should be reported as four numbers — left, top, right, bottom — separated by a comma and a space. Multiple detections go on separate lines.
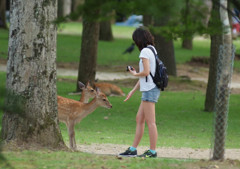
1, 24, 240, 71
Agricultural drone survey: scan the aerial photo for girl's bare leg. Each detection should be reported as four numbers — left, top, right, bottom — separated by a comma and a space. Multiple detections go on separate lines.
142, 101, 157, 150
132, 102, 145, 148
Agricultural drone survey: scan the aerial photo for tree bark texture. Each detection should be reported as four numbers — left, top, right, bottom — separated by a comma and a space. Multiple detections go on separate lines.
99, 20, 113, 41
77, 18, 100, 91
204, 0, 223, 112
1, 0, 65, 149
0, 0, 7, 29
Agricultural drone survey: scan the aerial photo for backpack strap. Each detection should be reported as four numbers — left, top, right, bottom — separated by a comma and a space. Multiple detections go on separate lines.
145, 46, 157, 82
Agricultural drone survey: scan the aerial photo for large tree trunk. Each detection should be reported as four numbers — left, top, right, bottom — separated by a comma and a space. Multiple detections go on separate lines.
77, 18, 100, 91
204, 0, 223, 112
1, 0, 66, 149
0, 0, 7, 29
99, 20, 113, 41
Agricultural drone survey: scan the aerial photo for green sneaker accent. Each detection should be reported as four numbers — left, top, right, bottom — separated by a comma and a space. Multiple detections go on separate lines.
138, 150, 157, 158
119, 147, 137, 157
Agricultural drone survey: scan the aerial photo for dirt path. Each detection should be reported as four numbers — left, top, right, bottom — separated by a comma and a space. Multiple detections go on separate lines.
76, 143, 240, 160
0, 64, 240, 88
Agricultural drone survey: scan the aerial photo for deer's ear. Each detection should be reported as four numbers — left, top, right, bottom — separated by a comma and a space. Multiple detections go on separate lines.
78, 81, 85, 89
96, 87, 100, 95
86, 81, 90, 87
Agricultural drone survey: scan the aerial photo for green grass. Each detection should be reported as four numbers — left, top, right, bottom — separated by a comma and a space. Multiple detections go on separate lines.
1, 25, 240, 70
56, 78, 240, 149
0, 150, 197, 169
1, 150, 240, 169
1, 71, 239, 149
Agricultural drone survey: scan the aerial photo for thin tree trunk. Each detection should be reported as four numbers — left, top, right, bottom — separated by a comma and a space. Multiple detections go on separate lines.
63, 0, 72, 16
212, 0, 233, 160
182, 39, 193, 50
0, 0, 7, 29
77, 18, 100, 91
204, 0, 222, 112
58, 0, 72, 17
72, 0, 84, 13
1, 0, 66, 149
181, 0, 193, 50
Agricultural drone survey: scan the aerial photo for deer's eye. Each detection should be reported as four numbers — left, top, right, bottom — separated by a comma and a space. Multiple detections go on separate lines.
103, 99, 106, 101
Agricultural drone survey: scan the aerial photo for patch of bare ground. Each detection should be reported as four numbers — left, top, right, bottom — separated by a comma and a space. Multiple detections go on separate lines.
75, 143, 240, 161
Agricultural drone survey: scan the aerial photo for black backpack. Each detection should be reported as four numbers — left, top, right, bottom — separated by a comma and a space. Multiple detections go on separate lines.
146, 46, 168, 91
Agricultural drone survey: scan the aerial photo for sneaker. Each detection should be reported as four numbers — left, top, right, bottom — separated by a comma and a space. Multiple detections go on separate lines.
119, 147, 137, 157
138, 150, 157, 158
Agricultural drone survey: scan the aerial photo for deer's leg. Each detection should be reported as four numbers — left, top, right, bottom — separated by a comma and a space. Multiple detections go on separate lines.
67, 122, 76, 150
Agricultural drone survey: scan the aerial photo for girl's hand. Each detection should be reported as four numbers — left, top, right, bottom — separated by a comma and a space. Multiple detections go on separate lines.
124, 90, 134, 102
128, 67, 137, 76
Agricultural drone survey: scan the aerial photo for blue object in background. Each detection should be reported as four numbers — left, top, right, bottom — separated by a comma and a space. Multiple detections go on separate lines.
116, 15, 143, 27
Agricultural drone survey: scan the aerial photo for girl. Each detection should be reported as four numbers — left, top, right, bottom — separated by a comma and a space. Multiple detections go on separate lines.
119, 27, 160, 158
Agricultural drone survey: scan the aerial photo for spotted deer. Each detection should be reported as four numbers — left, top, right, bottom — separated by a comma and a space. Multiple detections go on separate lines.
78, 81, 96, 103
57, 88, 112, 150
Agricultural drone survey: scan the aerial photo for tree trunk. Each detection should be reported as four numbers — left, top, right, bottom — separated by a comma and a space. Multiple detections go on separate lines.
77, 18, 100, 91
204, 0, 223, 112
212, 0, 233, 160
58, 0, 72, 17
143, 15, 152, 27
72, 0, 84, 13
182, 38, 193, 50
153, 18, 177, 76
63, 0, 72, 16
58, 0, 64, 17
1, 0, 66, 149
0, 0, 7, 29
181, 0, 193, 50
99, 20, 113, 41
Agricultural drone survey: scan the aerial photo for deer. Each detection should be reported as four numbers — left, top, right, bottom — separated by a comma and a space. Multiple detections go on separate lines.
57, 87, 112, 150
94, 82, 125, 96
78, 81, 96, 103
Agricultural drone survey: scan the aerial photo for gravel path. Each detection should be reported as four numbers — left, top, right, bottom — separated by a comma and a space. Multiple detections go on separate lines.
76, 143, 240, 160
1, 64, 239, 88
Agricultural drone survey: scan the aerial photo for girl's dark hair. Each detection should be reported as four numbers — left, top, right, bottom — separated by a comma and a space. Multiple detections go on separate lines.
132, 27, 155, 51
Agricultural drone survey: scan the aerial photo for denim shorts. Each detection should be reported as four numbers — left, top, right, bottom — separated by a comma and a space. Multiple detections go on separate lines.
141, 86, 160, 103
